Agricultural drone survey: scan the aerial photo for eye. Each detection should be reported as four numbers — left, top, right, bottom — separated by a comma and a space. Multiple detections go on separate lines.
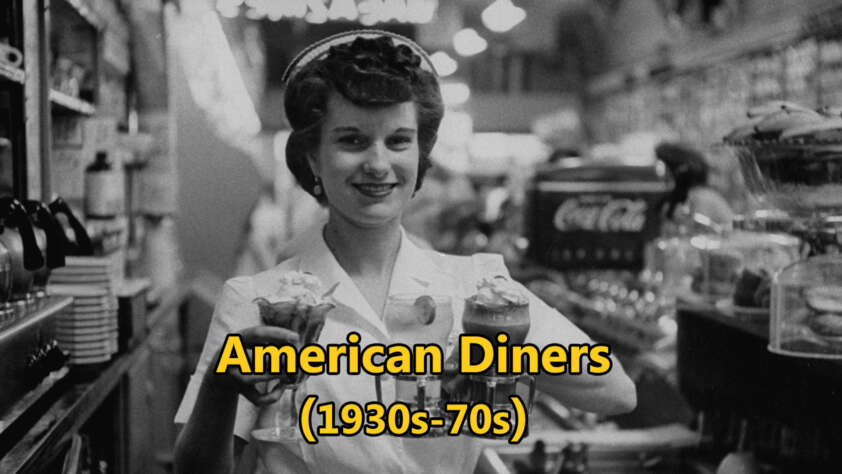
337, 134, 368, 149
386, 134, 414, 150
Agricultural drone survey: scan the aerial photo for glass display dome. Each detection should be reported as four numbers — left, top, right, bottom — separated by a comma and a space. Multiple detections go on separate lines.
727, 135, 842, 358
770, 255, 842, 359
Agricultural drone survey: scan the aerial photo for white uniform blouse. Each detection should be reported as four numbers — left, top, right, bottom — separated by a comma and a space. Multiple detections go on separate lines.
175, 223, 593, 473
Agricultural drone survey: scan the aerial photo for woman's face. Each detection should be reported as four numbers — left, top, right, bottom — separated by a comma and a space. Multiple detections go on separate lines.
310, 92, 419, 228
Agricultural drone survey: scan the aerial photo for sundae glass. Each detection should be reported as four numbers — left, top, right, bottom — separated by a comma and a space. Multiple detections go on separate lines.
376, 294, 453, 435
251, 272, 336, 442
459, 276, 535, 436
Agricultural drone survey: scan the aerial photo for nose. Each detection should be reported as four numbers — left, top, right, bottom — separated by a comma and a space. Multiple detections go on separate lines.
362, 143, 390, 177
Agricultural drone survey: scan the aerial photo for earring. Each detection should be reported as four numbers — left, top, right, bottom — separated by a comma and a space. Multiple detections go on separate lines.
313, 176, 322, 196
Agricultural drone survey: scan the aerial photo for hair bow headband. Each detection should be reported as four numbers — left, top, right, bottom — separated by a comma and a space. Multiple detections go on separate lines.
281, 29, 438, 85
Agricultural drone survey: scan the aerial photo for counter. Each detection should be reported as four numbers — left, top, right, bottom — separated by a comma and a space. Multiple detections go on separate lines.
0, 282, 192, 473
676, 297, 842, 468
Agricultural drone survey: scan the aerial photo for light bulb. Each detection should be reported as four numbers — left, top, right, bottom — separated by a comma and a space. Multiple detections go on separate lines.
453, 28, 487, 57
429, 51, 458, 77
481, 0, 526, 33
441, 82, 470, 106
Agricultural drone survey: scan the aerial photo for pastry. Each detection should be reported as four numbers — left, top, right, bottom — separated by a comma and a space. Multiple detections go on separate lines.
804, 285, 842, 338
808, 313, 842, 338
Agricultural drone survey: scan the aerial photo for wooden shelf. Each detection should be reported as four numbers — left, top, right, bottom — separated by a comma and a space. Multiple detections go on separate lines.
49, 90, 95, 116
0, 283, 191, 473
0, 62, 25, 84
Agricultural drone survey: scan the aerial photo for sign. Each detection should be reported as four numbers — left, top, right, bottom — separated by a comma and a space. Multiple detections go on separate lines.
223, 0, 438, 25
526, 164, 670, 271
552, 197, 648, 233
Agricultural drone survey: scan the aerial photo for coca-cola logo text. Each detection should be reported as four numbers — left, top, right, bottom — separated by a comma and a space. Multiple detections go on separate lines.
552, 198, 648, 232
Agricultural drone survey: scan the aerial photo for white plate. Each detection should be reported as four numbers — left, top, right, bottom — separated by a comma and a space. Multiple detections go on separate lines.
64, 339, 112, 350
58, 271, 111, 278
71, 302, 111, 309
61, 317, 110, 326
69, 310, 109, 318
56, 327, 111, 337
61, 343, 111, 355
69, 304, 109, 311
74, 310, 114, 317
70, 302, 109, 309
51, 279, 111, 285
56, 322, 110, 331
65, 256, 113, 267
70, 353, 112, 364
48, 285, 109, 297
56, 331, 109, 339
51, 279, 112, 286
51, 273, 111, 278
66, 305, 110, 313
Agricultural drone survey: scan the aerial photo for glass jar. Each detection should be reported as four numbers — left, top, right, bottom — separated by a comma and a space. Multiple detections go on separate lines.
770, 254, 842, 359
690, 232, 801, 307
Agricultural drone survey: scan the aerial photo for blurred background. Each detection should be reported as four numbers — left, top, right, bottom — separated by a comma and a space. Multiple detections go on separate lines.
3, 0, 842, 472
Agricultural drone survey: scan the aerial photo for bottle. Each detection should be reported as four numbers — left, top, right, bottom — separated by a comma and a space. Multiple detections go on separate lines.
558, 443, 588, 474
84, 151, 123, 218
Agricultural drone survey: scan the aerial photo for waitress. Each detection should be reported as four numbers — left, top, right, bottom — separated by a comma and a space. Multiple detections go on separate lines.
173, 31, 636, 474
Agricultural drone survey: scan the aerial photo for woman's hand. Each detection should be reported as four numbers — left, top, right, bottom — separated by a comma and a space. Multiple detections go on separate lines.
205, 325, 300, 406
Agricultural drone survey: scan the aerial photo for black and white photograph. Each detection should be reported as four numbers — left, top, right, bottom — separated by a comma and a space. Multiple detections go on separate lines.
1, 0, 842, 473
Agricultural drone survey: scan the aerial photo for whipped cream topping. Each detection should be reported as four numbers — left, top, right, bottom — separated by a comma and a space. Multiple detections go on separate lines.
263, 271, 331, 306
474, 275, 528, 307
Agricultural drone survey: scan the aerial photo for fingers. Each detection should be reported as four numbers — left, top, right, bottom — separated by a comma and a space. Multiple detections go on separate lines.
229, 371, 290, 383
241, 326, 300, 347
241, 383, 285, 406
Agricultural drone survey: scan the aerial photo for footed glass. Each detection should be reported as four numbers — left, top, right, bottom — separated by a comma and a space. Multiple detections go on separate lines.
375, 294, 453, 435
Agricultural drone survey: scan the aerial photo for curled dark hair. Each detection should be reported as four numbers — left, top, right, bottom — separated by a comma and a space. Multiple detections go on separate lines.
284, 35, 444, 204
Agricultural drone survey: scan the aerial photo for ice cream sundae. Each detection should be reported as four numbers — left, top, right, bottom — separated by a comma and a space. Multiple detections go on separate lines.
251, 272, 336, 443
457, 276, 536, 435
463, 276, 530, 345
253, 271, 336, 346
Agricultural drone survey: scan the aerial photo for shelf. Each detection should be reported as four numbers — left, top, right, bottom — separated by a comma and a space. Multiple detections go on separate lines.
0, 62, 25, 84
49, 90, 95, 116
0, 283, 191, 473
587, 0, 842, 95
0, 297, 74, 341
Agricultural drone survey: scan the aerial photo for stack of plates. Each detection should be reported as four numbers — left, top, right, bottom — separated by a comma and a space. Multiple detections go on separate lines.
48, 254, 121, 365
50, 254, 122, 288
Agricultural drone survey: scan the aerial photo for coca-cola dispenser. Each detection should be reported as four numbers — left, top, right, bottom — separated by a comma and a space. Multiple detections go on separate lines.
526, 161, 672, 271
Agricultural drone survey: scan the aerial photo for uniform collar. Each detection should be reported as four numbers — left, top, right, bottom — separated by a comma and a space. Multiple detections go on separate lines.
294, 223, 450, 341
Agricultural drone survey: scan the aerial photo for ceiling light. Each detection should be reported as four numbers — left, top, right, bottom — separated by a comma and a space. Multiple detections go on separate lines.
429, 51, 457, 77
453, 28, 487, 57
216, 0, 243, 17
441, 82, 470, 106
481, 0, 526, 33
328, 0, 359, 21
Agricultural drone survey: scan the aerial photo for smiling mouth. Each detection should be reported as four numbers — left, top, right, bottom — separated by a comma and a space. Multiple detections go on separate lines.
352, 183, 398, 197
